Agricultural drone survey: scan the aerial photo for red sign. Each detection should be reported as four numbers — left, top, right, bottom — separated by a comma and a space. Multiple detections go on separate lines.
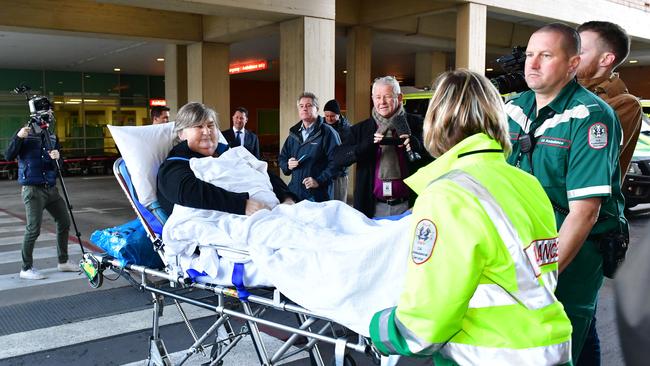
150, 99, 167, 107
229, 60, 268, 75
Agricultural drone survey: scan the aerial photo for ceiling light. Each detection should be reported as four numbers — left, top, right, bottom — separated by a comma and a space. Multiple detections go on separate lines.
156, 58, 165, 62
342, 70, 348, 74
629, 60, 638, 64
113, 68, 121, 72
486, 68, 494, 72
66, 101, 81, 105
84, 99, 98, 103
69, 99, 82, 102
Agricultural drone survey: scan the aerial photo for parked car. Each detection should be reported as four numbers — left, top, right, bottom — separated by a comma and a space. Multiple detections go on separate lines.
622, 101, 650, 209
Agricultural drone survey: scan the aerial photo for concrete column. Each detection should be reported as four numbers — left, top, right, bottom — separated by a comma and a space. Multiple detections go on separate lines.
187, 42, 230, 125
455, 2, 486, 75
279, 16, 335, 155
345, 26, 372, 124
164, 44, 187, 117
415, 51, 447, 88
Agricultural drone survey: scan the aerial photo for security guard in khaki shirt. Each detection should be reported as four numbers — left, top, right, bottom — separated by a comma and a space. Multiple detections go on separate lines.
505, 23, 627, 364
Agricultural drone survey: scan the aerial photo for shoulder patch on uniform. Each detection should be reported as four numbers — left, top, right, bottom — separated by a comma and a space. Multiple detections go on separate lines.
588, 122, 608, 149
412, 219, 437, 265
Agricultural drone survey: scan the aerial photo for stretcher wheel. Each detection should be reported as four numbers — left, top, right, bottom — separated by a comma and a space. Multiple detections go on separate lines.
329, 354, 356, 366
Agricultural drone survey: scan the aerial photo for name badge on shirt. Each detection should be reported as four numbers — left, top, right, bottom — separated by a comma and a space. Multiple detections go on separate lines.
382, 181, 392, 197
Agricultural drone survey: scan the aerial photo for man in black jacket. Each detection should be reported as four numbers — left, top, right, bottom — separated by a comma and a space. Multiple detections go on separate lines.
334, 76, 431, 218
323, 99, 353, 202
222, 107, 261, 159
5, 125, 77, 280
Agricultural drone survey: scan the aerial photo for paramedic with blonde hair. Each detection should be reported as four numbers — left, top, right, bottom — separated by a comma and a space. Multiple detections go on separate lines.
369, 69, 572, 366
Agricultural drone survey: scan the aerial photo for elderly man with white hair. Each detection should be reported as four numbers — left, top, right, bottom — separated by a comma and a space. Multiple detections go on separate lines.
334, 76, 431, 218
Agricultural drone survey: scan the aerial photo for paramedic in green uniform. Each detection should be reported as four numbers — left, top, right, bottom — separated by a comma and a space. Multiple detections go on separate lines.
505, 23, 627, 363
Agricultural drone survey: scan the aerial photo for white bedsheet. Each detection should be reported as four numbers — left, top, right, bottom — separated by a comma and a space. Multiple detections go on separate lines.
162, 147, 410, 335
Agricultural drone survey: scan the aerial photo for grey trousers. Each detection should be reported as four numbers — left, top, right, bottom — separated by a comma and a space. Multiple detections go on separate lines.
332, 175, 349, 203
21, 185, 70, 270
373, 200, 409, 218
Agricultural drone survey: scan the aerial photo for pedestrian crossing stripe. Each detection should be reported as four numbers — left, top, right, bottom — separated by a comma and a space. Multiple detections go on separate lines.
0, 233, 57, 246
0, 245, 82, 265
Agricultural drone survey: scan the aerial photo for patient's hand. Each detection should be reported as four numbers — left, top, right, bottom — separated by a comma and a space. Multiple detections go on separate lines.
245, 199, 269, 215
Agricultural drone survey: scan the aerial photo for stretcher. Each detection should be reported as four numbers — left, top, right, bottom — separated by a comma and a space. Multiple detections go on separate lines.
81, 158, 390, 366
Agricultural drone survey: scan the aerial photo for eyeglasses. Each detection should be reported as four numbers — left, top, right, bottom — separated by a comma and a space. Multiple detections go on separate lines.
372, 94, 397, 102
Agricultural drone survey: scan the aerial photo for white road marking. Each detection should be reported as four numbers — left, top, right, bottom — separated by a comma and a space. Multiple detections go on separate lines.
0, 233, 56, 247
0, 245, 82, 265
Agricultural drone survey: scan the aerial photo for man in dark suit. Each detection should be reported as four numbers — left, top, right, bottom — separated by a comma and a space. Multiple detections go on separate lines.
222, 107, 260, 159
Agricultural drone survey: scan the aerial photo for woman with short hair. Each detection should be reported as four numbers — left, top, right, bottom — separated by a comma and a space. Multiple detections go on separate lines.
157, 102, 295, 217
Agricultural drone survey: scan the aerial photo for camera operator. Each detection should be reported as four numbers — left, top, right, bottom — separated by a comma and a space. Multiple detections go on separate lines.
333, 76, 431, 218
5, 124, 77, 280
504, 23, 626, 364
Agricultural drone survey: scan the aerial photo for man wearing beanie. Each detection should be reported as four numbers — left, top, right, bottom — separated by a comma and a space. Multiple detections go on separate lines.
323, 99, 353, 202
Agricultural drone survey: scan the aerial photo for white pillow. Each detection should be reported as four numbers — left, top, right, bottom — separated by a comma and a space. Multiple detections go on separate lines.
108, 123, 228, 207
108, 123, 176, 207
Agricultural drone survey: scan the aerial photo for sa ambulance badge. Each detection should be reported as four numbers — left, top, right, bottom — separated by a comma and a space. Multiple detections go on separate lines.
588, 122, 608, 149
412, 219, 437, 264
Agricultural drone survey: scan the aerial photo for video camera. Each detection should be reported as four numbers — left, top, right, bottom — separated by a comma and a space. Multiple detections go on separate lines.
490, 46, 529, 95
12, 84, 55, 135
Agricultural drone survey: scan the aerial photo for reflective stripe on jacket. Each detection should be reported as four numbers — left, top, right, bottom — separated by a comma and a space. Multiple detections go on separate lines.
369, 133, 572, 366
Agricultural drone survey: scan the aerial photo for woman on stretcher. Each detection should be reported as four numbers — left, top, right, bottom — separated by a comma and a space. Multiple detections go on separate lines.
156, 102, 297, 217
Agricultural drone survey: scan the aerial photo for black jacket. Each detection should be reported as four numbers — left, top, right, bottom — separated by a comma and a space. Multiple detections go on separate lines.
278, 116, 340, 202
222, 128, 260, 159
157, 141, 295, 217
334, 113, 432, 217
328, 116, 353, 178
5, 129, 60, 186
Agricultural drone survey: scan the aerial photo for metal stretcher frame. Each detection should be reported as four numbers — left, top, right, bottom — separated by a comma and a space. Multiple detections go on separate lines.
81, 158, 380, 366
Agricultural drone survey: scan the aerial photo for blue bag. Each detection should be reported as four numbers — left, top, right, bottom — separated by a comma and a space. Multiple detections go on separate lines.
90, 218, 164, 269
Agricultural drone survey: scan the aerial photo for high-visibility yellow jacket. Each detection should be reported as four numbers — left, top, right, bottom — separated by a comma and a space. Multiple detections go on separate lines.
369, 133, 572, 366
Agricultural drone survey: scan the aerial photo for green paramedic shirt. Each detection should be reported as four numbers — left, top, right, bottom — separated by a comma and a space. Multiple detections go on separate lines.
505, 79, 626, 234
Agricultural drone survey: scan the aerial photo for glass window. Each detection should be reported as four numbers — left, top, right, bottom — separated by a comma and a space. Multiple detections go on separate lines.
0, 92, 30, 156
83, 72, 119, 97
120, 74, 148, 98
149, 76, 165, 99
51, 101, 83, 157
45, 71, 82, 96
0, 68, 44, 95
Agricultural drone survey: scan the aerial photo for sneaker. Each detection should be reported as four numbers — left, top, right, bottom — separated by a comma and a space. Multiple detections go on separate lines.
57, 261, 79, 272
19, 268, 46, 280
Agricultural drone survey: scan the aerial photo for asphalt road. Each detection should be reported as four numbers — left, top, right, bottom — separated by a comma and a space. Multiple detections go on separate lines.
0, 174, 648, 366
